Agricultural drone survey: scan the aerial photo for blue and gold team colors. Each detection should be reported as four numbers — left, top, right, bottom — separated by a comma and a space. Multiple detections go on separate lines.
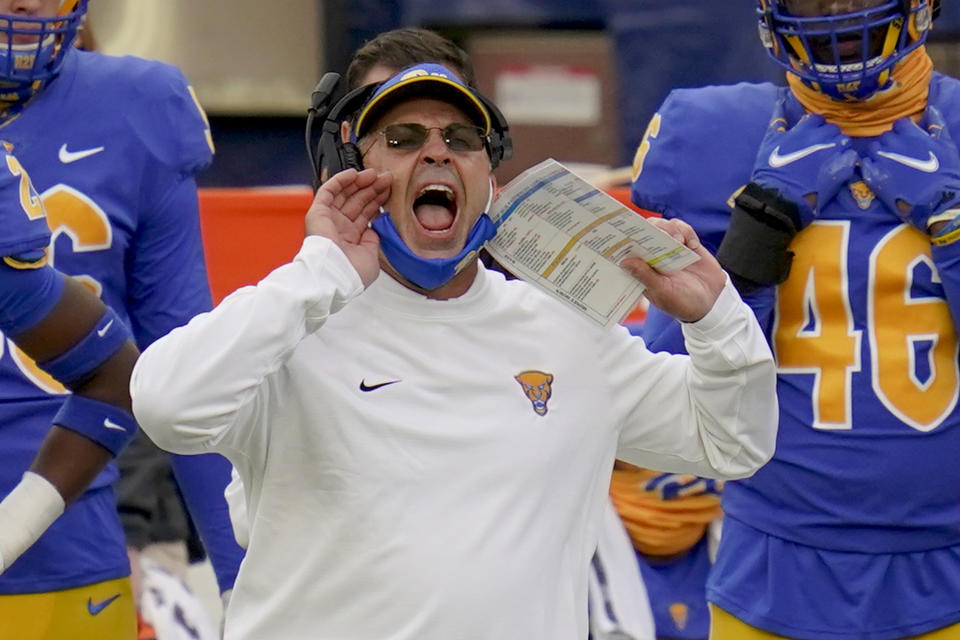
0, 151, 50, 264
632, 76, 960, 639
0, 44, 212, 604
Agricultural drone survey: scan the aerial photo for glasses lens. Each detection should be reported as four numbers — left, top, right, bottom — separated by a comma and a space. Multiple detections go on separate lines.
443, 124, 485, 152
380, 123, 486, 153
383, 124, 428, 150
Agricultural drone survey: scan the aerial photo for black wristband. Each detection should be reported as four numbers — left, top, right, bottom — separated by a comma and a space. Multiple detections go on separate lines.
716, 182, 802, 290
733, 182, 804, 235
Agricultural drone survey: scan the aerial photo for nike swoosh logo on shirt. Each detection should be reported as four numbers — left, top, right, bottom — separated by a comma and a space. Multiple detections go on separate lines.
359, 379, 401, 392
96, 319, 114, 337
875, 149, 940, 173
768, 143, 836, 168
87, 594, 120, 616
58, 144, 105, 164
103, 418, 126, 432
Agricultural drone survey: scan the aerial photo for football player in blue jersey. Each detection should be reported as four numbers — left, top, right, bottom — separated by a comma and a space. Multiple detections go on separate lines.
0, 1, 242, 638
608, 465, 722, 640
0, 143, 139, 638
631, 1, 960, 638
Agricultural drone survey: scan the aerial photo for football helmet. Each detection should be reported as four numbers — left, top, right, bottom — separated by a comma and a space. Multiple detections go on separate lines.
0, 0, 87, 87
757, 0, 939, 100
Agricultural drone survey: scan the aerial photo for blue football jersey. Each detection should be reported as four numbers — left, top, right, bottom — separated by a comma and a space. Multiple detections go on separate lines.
0, 48, 214, 594
0, 150, 50, 260
632, 74, 960, 638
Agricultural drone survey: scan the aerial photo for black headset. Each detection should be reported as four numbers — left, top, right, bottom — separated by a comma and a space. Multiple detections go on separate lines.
305, 72, 513, 189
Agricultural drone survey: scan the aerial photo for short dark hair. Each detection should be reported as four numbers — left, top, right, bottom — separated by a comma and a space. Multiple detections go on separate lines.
346, 28, 476, 90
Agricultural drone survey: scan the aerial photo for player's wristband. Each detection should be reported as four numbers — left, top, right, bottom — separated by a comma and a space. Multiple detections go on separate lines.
931, 210, 960, 246
0, 471, 65, 575
52, 394, 138, 457
928, 207, 960, 229
36, 306, 129, 386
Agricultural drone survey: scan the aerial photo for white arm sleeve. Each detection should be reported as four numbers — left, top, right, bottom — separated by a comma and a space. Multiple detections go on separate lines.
130, 236, 363, 457
612, 277, 778, 480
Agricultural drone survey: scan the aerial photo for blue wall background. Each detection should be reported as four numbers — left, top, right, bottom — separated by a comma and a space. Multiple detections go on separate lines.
201, 1, 960, 187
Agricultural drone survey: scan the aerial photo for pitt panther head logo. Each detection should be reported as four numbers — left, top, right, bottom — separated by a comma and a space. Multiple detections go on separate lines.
668, 602, 689, 631
514, 370, 554, 416
848, 180, 875, 210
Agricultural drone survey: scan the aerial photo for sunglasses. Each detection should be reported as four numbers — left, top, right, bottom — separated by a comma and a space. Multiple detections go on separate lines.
373, 123, 488, 153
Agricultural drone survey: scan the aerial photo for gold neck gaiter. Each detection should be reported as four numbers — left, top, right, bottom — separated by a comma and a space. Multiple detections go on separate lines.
787, 47, 933, 137
609, 467, 722, 557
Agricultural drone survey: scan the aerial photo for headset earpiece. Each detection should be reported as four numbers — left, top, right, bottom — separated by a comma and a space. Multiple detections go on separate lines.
306, 75, 380, 189
475, 93, 512, 170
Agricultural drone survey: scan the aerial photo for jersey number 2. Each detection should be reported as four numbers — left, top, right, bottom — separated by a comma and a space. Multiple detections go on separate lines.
5, 187, 112, 394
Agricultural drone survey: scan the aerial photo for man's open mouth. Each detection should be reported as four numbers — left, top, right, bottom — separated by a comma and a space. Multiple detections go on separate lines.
413, 184, 458, 233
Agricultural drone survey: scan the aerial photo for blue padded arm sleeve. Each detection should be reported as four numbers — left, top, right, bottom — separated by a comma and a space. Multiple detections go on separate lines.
0, 261, 65, 337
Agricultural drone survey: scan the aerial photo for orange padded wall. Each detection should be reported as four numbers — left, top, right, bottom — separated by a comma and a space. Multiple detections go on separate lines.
198, 186, 651, 322
199, 187, 313, 304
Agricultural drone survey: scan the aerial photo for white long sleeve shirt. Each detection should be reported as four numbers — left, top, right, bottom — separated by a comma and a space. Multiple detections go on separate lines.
132, 236, 776, 640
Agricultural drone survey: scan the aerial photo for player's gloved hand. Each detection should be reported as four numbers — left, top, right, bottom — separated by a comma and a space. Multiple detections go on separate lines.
750, 99, 859, 225
861, 107, 960, 233
717, 99, 857, 292
643, 473, 723, 500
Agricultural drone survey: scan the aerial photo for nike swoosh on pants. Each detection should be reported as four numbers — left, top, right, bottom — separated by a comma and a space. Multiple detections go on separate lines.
87, 594, 120, 616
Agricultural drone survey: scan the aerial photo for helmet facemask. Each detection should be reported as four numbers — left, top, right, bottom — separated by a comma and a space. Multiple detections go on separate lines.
758, 0, 935, 100
0, 0, 87, 89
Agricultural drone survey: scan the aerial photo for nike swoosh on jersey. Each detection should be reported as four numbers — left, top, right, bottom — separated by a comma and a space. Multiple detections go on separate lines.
87, 594, 120, 616
58, 144, 105, 164
103, 418, 126, 432
768, 142, 837, 168
96, 319, 114, 338
359, 379, 401, 392
875, 149, 940, 173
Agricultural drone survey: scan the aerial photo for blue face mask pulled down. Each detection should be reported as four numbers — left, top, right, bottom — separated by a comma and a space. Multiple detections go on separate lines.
371, 211, 495, 291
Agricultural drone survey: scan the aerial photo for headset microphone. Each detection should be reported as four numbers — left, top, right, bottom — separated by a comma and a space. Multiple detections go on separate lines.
309, 73, 341, 116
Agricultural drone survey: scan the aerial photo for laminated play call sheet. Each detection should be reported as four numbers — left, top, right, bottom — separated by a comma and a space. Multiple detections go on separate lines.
486, 159, 700, 327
